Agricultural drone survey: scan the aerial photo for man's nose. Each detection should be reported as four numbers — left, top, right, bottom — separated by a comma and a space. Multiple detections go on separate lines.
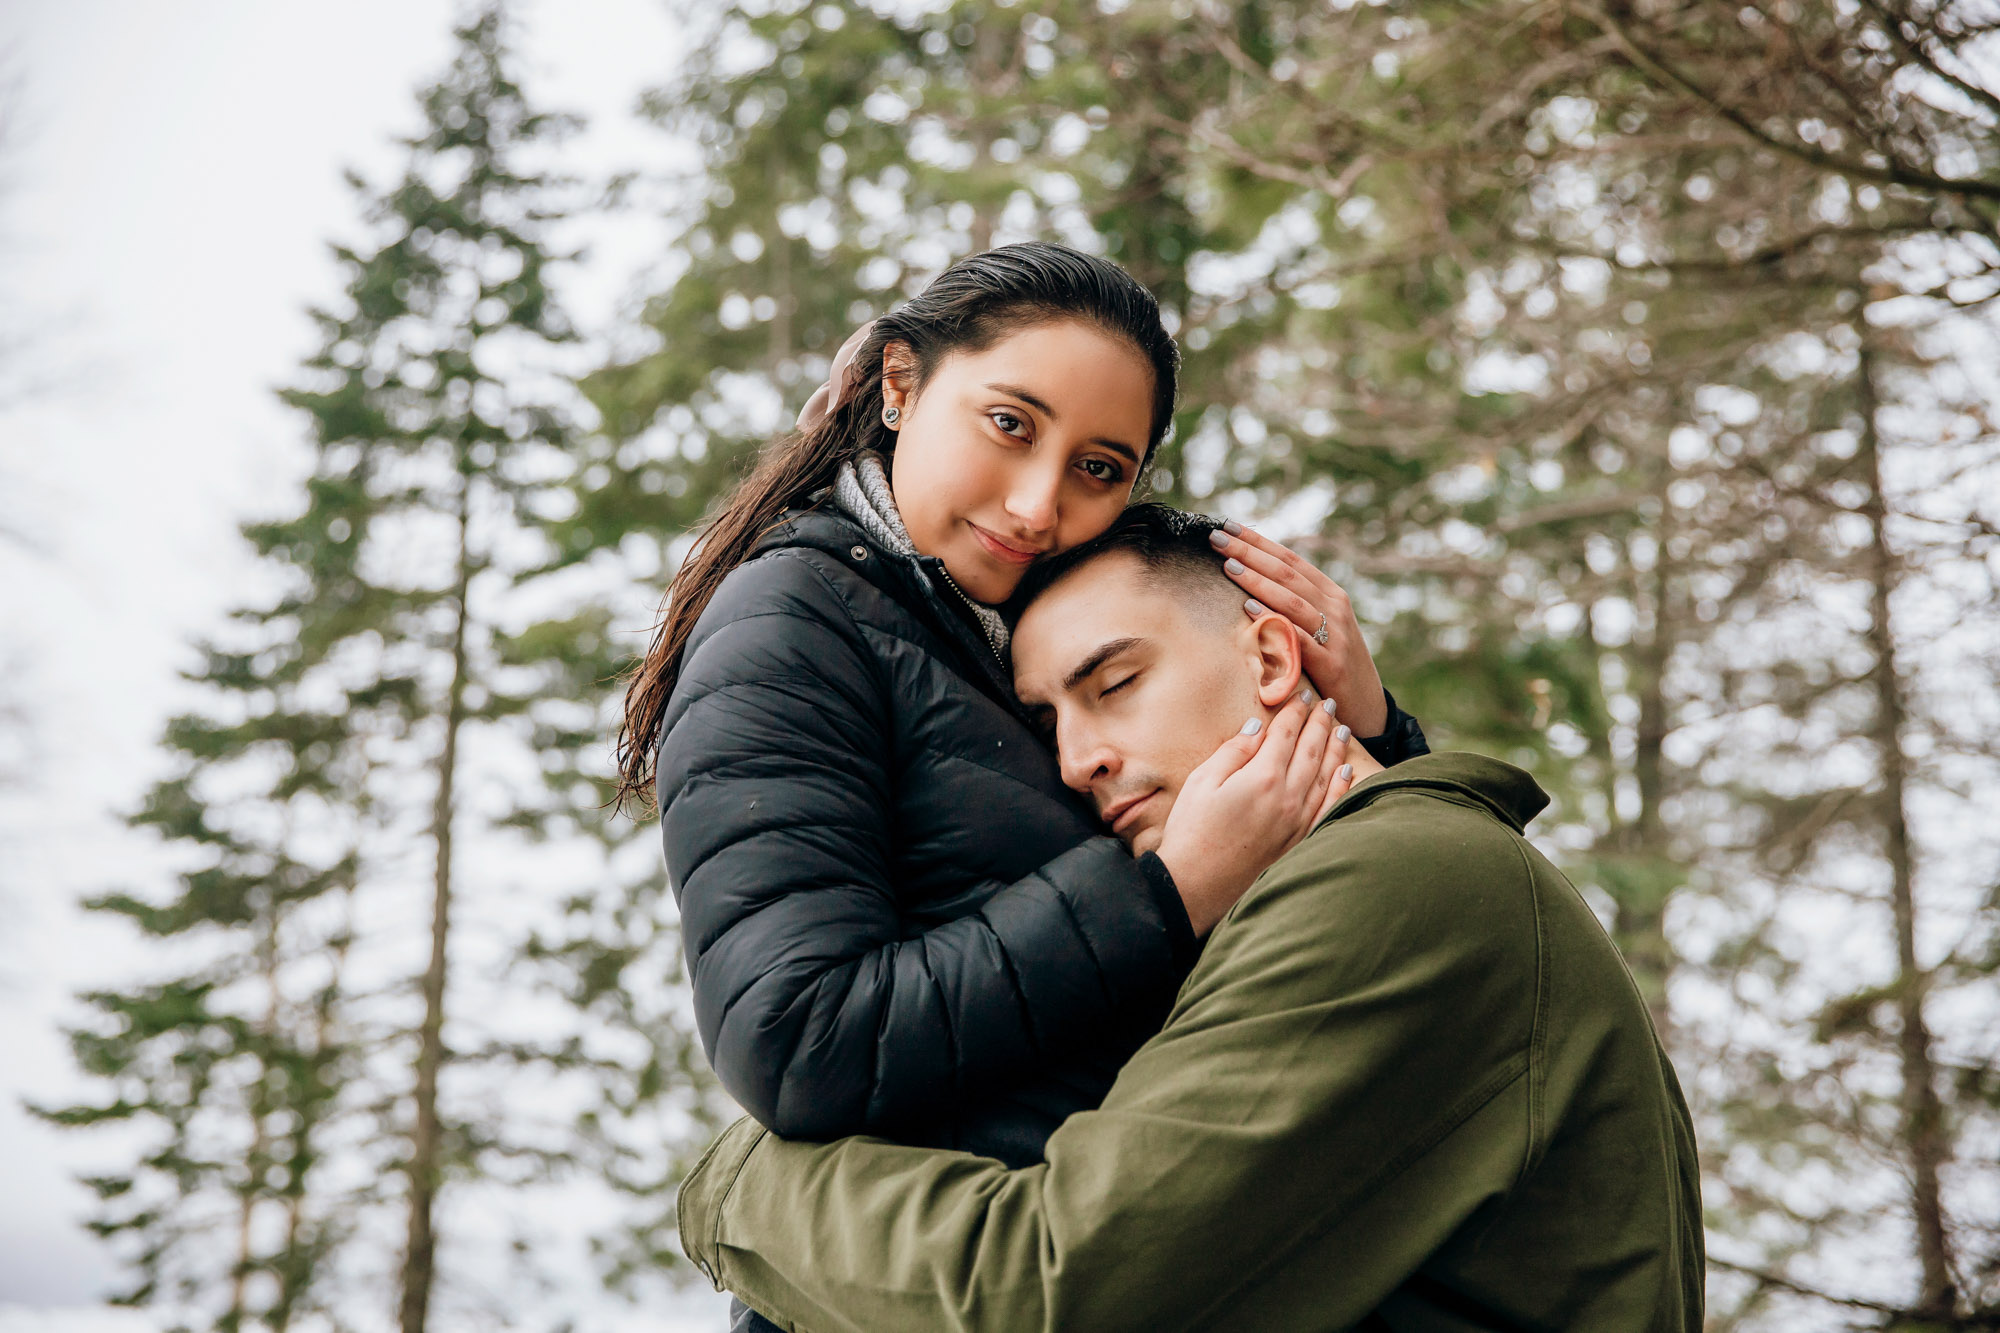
1003, 460, 1063, 534
1056, 721, 1117, 796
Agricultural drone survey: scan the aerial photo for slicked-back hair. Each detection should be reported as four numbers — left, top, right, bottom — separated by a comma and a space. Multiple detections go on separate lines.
1015, 502, 1239, 629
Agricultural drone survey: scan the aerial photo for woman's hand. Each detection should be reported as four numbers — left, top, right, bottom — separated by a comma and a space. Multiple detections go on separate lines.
1208, 522, 1389, 740
1153, 692, 1372, 937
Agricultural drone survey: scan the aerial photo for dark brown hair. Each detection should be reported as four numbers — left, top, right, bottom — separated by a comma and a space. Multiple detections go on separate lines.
1015, 502, 1225, 609
614, 242, 1180, 813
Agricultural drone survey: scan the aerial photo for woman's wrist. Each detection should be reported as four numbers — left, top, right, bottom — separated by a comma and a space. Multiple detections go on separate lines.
1150, 840, 1238, 938
1322, 673, 1388, 739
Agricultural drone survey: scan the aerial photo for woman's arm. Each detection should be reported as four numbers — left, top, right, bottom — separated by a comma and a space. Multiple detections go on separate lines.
659, 549, 1197, 1142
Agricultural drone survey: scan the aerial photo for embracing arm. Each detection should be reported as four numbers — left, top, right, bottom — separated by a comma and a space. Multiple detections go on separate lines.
679, 795, 1538, 1333
660, 551, 1195, 1142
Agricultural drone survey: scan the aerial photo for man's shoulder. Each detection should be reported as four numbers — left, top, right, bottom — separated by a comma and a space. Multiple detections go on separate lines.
1168, 755, 1556, 1088
1328, 752, 1550, 836
1181, 755, 1551, 1015
1210, 751, 1653, 1045
1256, 753, 1547, 913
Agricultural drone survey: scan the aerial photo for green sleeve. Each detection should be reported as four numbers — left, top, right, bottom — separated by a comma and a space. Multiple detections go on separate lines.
680, 795, 1541, 1333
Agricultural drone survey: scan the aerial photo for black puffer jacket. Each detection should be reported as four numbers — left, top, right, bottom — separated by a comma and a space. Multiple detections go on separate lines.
659, 505, 1428, 1168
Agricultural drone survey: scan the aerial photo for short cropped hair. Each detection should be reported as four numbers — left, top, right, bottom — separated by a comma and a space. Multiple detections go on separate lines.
1018, 503, 1239, 627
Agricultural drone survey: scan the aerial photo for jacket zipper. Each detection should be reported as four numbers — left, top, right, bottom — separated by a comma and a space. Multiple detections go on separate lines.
933, 564, 1006, 664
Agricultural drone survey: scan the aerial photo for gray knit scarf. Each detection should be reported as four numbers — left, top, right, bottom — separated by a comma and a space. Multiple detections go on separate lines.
834, 453, 1010, 660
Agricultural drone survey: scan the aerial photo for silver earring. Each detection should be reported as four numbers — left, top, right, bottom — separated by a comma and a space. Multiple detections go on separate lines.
882, 406, 900, 427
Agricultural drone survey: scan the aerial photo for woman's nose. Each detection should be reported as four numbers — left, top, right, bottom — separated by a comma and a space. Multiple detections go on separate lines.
1004, 465, 1063, 533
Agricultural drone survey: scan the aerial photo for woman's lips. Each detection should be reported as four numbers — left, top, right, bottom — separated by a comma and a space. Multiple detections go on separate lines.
969, 522, 1045, 566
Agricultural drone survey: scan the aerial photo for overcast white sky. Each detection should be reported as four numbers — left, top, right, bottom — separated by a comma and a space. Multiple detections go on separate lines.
0, 2, 723, 1326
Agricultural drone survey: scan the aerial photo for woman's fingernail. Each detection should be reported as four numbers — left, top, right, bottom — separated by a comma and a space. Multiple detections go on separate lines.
1223, 519, 1243, 535
1338, 764, 1353, 781
1322, 699, 1338, 716
1225, 558, 1246, 575
1245, 598, 1269, 616
1335, 724, 1351, 742
1241, 718, 1262, 735
1208, 528, 1231, 550
1298, 688, 1313, 705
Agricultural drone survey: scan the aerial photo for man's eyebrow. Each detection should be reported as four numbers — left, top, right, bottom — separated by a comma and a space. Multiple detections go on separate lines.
984, 382, 1142, 465
1062, 636, 1146, 693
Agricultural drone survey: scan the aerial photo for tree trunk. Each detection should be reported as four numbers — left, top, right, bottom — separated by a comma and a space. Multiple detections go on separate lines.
1857, 337, 1957, 1318
399, 476, 473, 1333
277, 882, 351, 1333
967, 21, 1007, 255
228, 898, 286, 1332
768, 153, 793, 367
1623, 473, 1678, 1042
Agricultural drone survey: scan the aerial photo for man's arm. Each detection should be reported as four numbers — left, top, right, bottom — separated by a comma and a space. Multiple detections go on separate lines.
679, 791, 1542, 1333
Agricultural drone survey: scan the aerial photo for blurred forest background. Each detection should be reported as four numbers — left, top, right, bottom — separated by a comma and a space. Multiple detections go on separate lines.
3, 1, 1998, 1331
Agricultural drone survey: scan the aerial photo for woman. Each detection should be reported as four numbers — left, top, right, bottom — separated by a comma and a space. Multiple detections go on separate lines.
614, 244, 1426, 1329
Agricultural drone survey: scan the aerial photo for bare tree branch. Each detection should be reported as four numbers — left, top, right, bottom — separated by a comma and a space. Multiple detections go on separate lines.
1574, 0, 2000, 204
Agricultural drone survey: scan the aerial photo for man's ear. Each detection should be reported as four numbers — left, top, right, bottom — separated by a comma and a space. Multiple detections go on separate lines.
1248, 613, 1306, 708
880, 340, 916, 417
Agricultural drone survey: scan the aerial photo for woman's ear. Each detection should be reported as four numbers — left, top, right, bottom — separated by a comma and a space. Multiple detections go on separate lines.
1249, 613, 1306, 708
880, 340, 915, 421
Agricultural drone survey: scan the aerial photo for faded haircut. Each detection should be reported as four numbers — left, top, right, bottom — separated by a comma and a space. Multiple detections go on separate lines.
1017, 503, 1242, 630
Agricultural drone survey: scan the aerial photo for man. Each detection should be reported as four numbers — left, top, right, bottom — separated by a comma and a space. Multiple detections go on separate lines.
678, 506, 1704, 1332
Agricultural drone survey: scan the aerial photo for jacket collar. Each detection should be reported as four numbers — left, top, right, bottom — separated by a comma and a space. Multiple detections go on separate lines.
1326, 752, 1549, 833
751, 506, 1023, 709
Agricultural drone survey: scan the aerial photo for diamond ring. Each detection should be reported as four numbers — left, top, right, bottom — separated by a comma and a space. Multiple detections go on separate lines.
1313, 612, 1330, 646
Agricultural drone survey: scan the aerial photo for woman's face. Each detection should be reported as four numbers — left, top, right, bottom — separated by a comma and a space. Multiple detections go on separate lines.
883, 319, 1156, 604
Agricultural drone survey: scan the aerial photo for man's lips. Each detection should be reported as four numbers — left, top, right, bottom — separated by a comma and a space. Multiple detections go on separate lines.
1098, 789, 1159, 836
968, 522, 1047, 566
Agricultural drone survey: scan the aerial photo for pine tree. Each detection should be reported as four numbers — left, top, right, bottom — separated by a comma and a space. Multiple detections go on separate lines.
34, 8, 647, 1329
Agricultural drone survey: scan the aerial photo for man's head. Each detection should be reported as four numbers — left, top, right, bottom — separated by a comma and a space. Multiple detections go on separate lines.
1013, 504, 1308, 854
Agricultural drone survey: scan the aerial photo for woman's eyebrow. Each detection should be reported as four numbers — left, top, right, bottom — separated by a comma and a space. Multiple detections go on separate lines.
985, 381, 1057, 418
983, 382, 1141, 463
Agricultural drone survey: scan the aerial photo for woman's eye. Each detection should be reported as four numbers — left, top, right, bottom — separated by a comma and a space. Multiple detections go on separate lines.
990, 411, 1028, 438
1078, 457, 1124, 484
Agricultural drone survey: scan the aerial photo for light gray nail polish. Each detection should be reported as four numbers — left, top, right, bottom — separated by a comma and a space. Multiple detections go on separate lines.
1223, 519, 1243, 535
1338, 764, 1353, 780
1245, 598, 1269, 616
1225, 558, 1246, 575
1208, 529, 1231, 550
1240, 718, 1262, 735
1335, 724, 1351, 742
1322, 699, 1338, 715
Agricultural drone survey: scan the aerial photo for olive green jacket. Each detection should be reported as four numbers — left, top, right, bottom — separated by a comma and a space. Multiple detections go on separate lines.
679, 753, 1704, 1332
